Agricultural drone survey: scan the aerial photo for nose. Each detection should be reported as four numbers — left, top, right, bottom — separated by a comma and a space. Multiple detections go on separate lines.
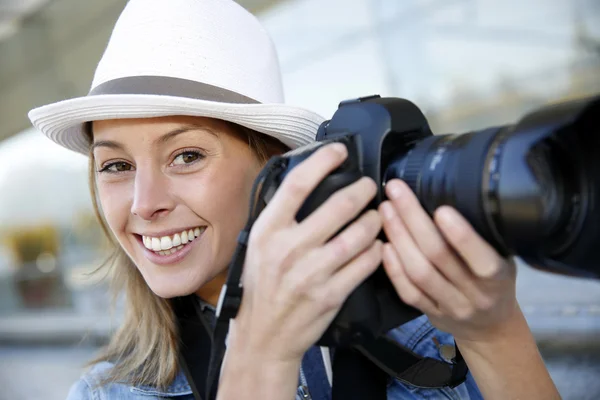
131, 166, 175, 221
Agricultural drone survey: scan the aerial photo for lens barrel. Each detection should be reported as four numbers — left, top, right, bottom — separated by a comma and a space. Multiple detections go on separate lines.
383, 111, 593, 275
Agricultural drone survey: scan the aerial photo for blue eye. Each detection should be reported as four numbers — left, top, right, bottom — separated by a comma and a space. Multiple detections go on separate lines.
172, 151, 203, 166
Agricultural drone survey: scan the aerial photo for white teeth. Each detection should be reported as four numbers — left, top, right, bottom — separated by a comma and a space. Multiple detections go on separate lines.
160, 236, 173, 250
142, 227, 204, 254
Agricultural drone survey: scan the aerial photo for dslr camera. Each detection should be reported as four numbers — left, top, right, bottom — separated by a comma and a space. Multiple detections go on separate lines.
259, 93, 600, 347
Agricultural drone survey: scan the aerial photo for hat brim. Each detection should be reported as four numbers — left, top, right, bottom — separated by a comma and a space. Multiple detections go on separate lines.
28, 94, 326, 155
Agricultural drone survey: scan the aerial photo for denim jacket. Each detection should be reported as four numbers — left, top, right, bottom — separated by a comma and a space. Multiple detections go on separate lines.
66, 315, 483, 400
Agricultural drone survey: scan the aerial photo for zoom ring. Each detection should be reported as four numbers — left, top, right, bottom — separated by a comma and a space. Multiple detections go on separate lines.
400, 145, 431, 195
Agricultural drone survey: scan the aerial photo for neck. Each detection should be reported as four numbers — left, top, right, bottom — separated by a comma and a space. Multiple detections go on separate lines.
195, 269, 228, 306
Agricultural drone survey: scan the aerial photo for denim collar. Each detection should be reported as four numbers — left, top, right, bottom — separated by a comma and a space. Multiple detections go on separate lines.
130, 369, 193, 397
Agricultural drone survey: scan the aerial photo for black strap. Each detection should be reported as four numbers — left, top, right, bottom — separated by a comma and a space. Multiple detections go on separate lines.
175, 296, 214, 400
354, 336, 468, 389
331, 337, 468, 400
205, 304, 235, 400
449, 343, 468, 387
332, 347, 388, 400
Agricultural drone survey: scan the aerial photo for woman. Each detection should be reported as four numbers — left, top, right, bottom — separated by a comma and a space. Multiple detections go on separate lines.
29, 0, 560, 399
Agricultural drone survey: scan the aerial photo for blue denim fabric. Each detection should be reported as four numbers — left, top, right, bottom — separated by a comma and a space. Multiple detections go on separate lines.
65, 316, 483, 400
65, 361, 195, 399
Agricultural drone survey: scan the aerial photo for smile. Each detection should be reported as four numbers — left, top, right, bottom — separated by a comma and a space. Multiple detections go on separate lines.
142, 227, 206, 256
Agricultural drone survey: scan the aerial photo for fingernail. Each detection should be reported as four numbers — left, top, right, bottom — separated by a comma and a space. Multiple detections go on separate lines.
437, 207, 461, 233
386, 180, 403, 199
330, 143, 347, 158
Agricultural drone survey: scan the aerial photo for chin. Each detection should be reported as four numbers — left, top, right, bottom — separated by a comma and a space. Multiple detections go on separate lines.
147, 282, 200, 299
142, 270, 208, 299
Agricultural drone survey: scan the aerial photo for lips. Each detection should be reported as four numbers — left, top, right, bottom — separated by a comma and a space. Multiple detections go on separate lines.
136, 226, 206, 265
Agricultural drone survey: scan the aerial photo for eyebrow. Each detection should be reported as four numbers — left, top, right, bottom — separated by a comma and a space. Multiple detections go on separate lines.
91, 124, 218, 152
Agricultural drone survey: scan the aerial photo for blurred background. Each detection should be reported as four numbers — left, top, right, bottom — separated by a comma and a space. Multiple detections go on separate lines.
0, 0, 599, 399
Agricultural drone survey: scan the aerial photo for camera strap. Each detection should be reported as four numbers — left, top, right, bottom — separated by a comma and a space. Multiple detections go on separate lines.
354, 335, 468, 389
330, 337, 467, 400
174, 295, 214, 400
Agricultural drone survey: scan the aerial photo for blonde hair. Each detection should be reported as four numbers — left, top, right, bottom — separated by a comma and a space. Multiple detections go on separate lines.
86, 121, 288, 389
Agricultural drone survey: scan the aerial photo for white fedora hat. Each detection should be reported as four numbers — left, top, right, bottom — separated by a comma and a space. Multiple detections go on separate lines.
28, 0, 325, 155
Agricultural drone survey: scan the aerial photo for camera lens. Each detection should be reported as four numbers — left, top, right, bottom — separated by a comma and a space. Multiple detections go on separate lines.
526, 141, 565, 235
384, 127, 508, 253
383, 121, 589, 261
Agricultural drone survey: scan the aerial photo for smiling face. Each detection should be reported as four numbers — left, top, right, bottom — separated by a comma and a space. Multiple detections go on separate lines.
92, 116, 267, 302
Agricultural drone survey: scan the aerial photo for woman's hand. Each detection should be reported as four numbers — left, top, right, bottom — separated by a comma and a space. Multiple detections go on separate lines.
379, 178, 518, 342
226, 142, 382, 368
377, 179, 561, 400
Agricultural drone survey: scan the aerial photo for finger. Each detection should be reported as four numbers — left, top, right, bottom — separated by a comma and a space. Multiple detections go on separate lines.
384, 179, 477, 290
307, 209, 382, 276
282, 240, 383, 339
325, 239, 383, 310
283, 239, 382, 316
379, 201, 471, 310
434, 206, 507, 279
382, 243, 440, 316
296, 176, 377, 247
260, 143, 348, 227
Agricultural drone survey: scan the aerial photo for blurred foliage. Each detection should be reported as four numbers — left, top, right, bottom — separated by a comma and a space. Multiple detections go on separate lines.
2, 225, 60, 265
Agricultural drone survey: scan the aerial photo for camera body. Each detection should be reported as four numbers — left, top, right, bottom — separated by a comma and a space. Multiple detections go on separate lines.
268, 96, 436, 346
262, 94, 600, 347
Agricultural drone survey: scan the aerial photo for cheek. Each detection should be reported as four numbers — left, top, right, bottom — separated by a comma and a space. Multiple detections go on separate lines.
96, 182, 131, 233
195, 175, 254, 226
193, 165, 259, 238
223, 164, 261, 217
